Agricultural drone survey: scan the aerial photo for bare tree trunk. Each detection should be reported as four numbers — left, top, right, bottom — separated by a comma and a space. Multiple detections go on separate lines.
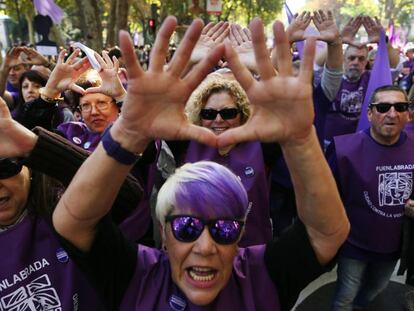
115, 0, 129, 45
25, 13, 35, 45
106, 0, 117, 47
77, 0, 103, 51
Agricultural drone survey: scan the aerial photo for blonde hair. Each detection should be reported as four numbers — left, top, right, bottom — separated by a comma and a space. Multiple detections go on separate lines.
185, 76, 250, 125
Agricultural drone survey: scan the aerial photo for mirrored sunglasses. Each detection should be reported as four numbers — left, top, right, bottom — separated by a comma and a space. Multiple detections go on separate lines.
0, 158, 23, 179
369, 102, 409, 113
200, 108, 240, 120
165, 215, 244, 245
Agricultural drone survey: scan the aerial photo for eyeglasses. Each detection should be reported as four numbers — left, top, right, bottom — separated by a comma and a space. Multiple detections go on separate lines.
79, 100, 114, 113
200, 108, 240, 120
165, 215, 244, 245
0, 158, 23, 179
369, 102, 409, 113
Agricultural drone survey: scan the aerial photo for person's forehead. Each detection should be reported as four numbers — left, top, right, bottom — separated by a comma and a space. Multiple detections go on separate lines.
345, 47, 368, 58
80, 92, 113, 103
375, 90, 406, 102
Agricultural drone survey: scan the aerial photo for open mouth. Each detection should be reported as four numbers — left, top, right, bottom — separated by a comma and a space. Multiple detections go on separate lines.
186, 267, 218, 286
0, 196, 10, 208
212, 127, 228, 135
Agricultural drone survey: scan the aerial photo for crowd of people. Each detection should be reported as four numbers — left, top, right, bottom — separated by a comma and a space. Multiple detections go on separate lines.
0, 9, 414, 311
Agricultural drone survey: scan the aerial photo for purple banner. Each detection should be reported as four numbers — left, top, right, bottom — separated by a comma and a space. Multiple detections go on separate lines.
285, 3, 304, 59
356, 31, 392, 131
33, 0, 64, 24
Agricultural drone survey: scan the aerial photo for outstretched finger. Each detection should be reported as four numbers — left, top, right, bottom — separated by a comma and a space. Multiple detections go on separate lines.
202, 22, 215, 35
298, 37, 316, 83
95, 52, 109, 70
272, 20, 293, 77
72, 57, 91, 71
149, 16, 177, 72
84, 86, 103, 94
250, 18, 274, 80
101, 51, 114, 68
119, 30, 144, 80
68, 83, 86, 95
183, 43, 225, 91
224, 43, 255, 91
66, 48, 81, 64
211, 22, 229, 41
180, 124, 218, 147
205, 21, 224, 37
168, 19, 204, 77
56, 49, 67, 65
214, 24, 230, 43
216, 124, 256, 148
243, 28, 252, 41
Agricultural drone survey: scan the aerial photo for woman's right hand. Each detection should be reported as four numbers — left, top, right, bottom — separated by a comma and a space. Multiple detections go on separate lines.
0, 97, 37, 158
43, 49, 91, 98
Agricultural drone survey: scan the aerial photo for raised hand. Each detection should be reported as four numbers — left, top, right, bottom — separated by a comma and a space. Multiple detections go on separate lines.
0, 97, 37, 158
190, 21, 229, 65
363, 16, 382, 44
229, 23, 258, 72
286, 11, 312, 44
43, 49, 91, 98
84, 51, 126, 100
313, 10, 340, 44
218, 19, 315, 147
111, 17, 225, 152
341, 15, 363, 47
2, 47, 25, 68
19, 47, 50, 66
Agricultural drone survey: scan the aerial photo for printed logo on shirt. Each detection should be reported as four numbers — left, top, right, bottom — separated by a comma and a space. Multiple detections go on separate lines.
378, 172, 412, 206
56, 248, 69, 263
83, 142, 91, 149
72, 137, 81, 145
337, 87, 364, 119
0, 274, 61, 310
244, 166, 255, 177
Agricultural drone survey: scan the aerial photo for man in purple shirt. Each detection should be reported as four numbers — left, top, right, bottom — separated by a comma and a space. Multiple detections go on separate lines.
323, 16, 400, 150
327, 85, 414, 310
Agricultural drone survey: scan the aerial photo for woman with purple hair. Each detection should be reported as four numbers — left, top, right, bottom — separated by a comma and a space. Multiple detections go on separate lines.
40, 16, 350, 311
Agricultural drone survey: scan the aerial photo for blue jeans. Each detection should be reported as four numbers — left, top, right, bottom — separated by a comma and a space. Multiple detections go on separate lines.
331, 257, 397, 311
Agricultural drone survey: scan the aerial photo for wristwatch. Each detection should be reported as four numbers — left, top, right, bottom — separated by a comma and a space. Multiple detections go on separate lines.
101, 125, 141, 165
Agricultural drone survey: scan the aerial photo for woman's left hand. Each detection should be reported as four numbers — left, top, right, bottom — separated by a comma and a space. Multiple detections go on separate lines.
84, 51, 126, 100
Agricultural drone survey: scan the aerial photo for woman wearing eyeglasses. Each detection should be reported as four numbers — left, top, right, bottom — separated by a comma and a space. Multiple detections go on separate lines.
42, 48, 126, 151
44, 18, 349, 311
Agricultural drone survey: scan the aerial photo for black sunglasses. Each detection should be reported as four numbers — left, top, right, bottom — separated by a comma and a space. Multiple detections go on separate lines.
165, 215, 244, 245
200, 108, 240, 120
369, 102, 409, 113
0, 158, 23, 179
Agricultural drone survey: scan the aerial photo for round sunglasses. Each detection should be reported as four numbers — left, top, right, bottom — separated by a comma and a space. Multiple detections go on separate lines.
200, 108, 240, 120
165, 215, 244, 245
0, 158, 23, 179
369, 102, 409, 113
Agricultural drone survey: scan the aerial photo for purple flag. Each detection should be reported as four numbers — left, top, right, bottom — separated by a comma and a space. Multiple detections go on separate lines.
356, 31, 392, 131
285, 3, 304, 59
33, 0, 64, 24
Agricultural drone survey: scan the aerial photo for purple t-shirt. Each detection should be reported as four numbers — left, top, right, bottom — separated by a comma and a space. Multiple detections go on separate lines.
334, 130, 414, 259
58, 121, 102, 151
0, 214, 103, 309
324, 71, 371, 146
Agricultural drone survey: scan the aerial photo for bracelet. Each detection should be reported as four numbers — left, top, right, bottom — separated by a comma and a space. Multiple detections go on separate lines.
101, 125, 141, 165
39, 87, 63, 102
